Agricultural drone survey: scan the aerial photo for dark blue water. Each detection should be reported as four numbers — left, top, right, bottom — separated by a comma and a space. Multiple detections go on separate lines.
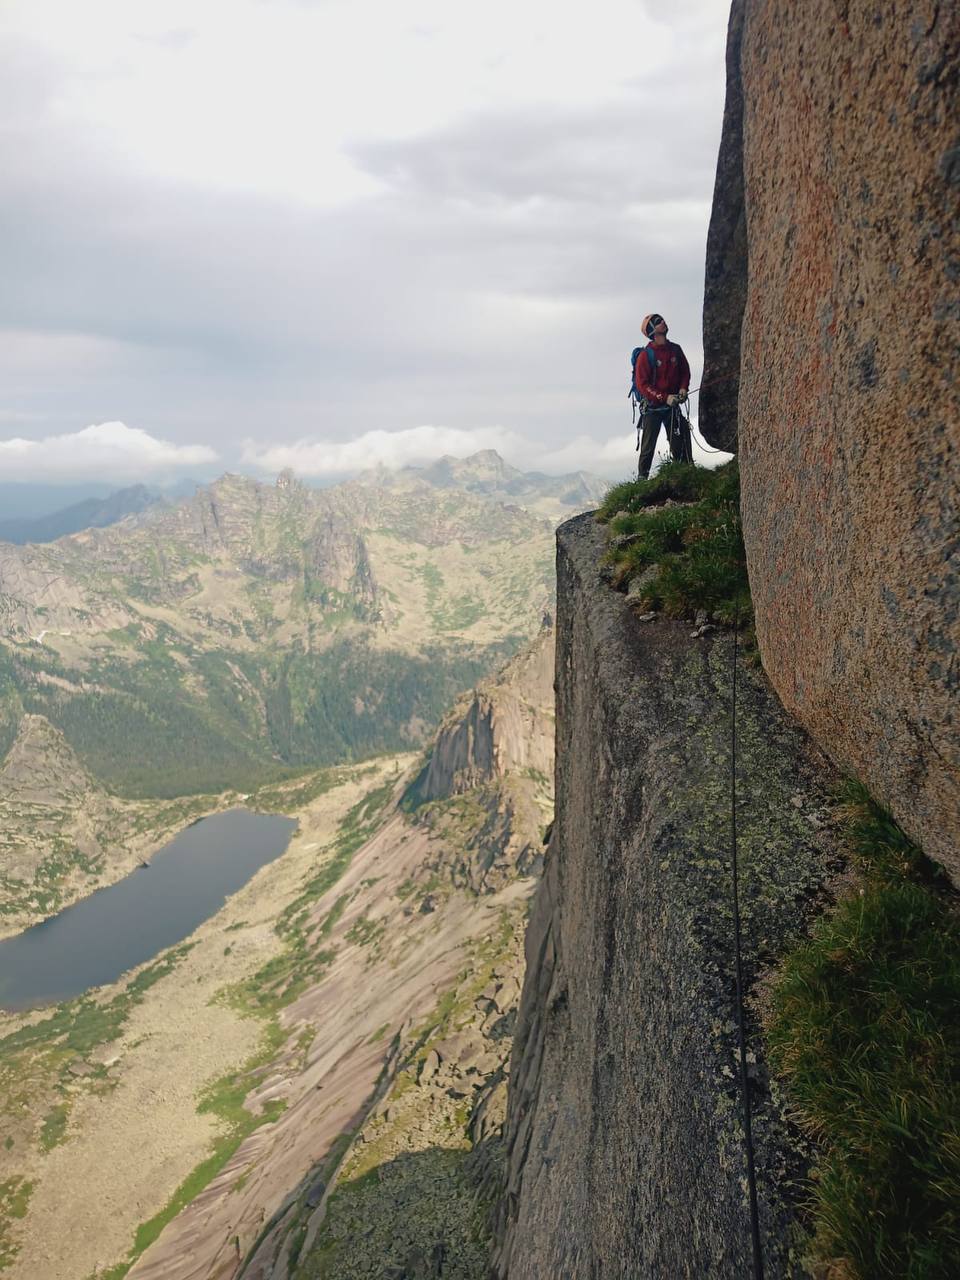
0, 809, 296, 1011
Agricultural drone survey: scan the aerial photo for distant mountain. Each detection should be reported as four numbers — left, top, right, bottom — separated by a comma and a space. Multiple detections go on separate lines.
0, 481, 119, 520
0, 485, 159, 545
361, 450, 610, 523
0, 467, 564, 797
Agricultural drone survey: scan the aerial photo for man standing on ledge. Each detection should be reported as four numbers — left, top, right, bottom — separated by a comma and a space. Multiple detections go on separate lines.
634, 312, 692, 478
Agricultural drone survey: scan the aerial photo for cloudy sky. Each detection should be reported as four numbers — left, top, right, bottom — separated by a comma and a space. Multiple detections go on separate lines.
1, 0, 732, 486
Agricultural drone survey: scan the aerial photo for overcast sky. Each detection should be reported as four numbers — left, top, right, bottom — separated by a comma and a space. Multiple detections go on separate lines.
1, 0, 732, 486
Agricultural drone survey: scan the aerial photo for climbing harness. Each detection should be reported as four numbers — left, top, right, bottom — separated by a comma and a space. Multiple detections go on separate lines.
730, 611, 765, 1280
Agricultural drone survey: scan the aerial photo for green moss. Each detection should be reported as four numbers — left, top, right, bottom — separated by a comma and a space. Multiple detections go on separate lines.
767, 785, 960, 1279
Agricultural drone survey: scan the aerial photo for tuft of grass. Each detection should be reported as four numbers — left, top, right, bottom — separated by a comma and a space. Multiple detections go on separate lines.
596, 461, 752, 627
598, 459, 736, 518
39, 1102, 69, 1152
766, 784, 960, 1279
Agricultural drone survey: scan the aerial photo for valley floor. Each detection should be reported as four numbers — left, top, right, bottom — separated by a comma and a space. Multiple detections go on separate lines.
0, 746, 543, 1280
0, 758, 407, 1279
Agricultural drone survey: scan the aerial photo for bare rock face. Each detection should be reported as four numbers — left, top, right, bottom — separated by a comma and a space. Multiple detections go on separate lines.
699, 0, 746, 452
706, 0, 960, 879
305, 514, 379, 615
0, 713, 97, 807
410, 623, 554, 804
403, 624, 555, 895
493, 515, 844, 1278
0, 714, 121, 913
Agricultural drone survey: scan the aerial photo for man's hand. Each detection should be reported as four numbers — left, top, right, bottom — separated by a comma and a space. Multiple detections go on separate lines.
678, 389, 688, 403
666, 394, 679, 406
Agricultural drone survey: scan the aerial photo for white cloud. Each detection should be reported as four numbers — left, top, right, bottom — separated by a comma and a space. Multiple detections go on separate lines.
0, 0, 732, 452
241, 425, 524, 476
242, 422, 732, 480
2, 0, 723, 206
0, 421, 218, 482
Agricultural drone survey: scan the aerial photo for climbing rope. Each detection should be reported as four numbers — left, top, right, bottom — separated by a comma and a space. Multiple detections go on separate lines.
684, 373, 738, 456
730, 611, 765, 1280
631, 369, 738, 460
674, 399, 730, 457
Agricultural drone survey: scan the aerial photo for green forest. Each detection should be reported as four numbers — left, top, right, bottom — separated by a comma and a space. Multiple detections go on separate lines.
0, 634, 524, 798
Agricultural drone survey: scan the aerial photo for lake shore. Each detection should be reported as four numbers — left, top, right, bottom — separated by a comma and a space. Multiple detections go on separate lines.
0, 758, 408, 1280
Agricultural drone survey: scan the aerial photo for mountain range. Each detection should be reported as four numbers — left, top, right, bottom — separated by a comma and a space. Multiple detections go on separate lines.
0, 599, 556, 1280
0, 453, 598, 926
0, 485, 161, 546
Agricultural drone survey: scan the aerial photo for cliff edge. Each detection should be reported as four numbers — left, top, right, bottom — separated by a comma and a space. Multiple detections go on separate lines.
493, 514, 844, 1278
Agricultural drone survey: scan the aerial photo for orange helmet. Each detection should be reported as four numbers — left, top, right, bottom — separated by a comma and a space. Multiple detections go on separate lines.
641, 313, 668, 339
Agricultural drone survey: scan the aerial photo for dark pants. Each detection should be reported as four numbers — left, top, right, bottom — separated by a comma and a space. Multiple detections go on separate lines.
637, 405, 693, 479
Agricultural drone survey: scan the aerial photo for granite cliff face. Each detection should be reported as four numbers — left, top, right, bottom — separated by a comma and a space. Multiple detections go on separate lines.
702, 0, 960, 879
493, 516, 845, 1278
698, 0, 746, 454
410, 623, 554, 804
403, 625, 554, 898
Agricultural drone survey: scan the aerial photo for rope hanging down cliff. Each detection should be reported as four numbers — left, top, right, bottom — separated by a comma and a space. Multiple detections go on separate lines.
730, 611, 765, 1280
682, 376, 737, 456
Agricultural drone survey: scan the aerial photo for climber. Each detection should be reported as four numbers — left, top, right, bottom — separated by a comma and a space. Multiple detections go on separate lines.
632, 313, 693, 479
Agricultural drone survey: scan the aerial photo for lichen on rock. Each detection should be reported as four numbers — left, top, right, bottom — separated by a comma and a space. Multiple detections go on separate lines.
493, 514, 845, 1278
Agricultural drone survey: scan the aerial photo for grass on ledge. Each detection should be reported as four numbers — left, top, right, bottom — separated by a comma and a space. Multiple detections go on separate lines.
595, 460, 752, 627
766, 783, 960, 1280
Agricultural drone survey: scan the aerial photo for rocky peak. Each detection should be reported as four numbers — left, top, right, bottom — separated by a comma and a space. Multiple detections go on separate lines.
415, 450, 523, 492
409, 623, 555, 805
0, 714, 99, 807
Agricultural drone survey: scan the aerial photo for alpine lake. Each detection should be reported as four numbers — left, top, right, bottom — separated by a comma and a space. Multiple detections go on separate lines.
0, 809, 297, 1011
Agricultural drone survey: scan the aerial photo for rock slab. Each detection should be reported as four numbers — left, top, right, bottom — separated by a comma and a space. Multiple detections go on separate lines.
493, 514, 843, 1279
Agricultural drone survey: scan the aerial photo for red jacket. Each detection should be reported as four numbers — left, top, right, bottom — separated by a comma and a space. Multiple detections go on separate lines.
634, 340, 691, 406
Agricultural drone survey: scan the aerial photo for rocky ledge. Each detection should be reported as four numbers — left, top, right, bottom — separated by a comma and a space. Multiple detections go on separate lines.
492, 513, 846, 1278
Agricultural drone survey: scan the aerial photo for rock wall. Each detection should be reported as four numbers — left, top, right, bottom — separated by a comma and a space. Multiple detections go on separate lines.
493, 515, 844, 1279
699, 0, 746, 453
704, 0, 960, 879
406, 624, 555, 895
410, 623, 555, 803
